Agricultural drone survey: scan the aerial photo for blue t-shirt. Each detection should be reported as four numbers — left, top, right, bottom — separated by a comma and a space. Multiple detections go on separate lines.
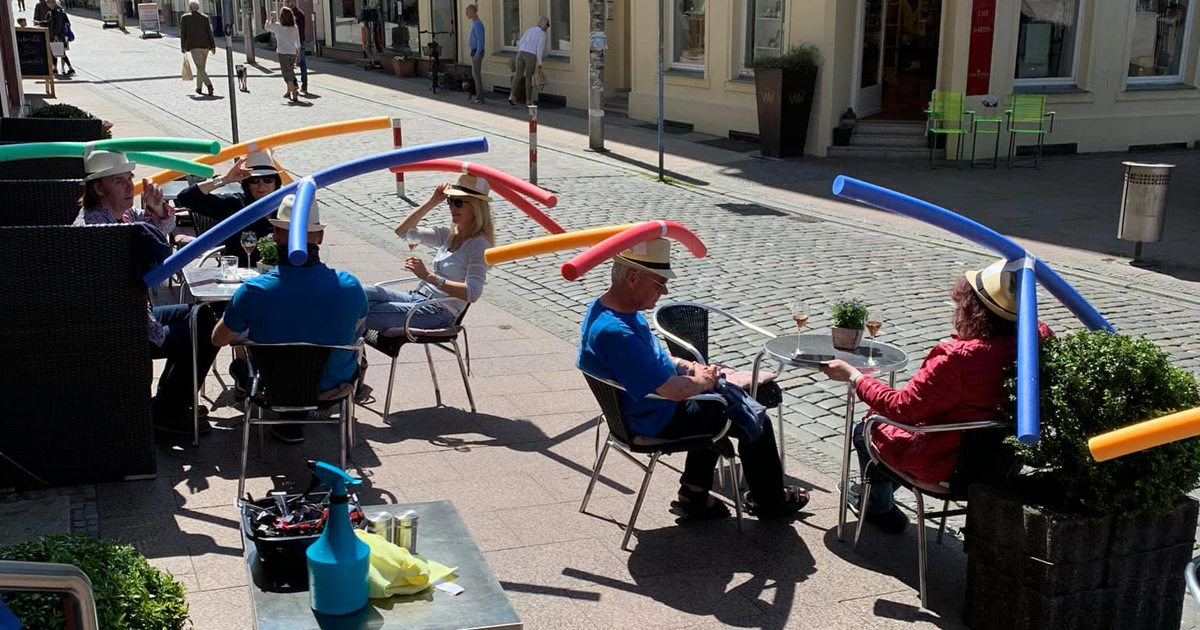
223, 262, 368, 391
577, 299, 677, 437
468, 19, 485, 56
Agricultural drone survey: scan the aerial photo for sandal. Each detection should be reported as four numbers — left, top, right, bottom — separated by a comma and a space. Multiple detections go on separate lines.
669, 485, 730, 520
742, 485, 810, 518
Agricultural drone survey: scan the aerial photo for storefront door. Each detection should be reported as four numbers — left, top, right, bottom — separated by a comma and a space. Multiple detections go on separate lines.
429, 0, 456, 64
856, 0, 886, 117
856, 0, 942, 120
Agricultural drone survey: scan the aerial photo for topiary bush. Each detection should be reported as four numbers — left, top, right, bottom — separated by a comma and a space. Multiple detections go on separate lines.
1001, 330, 1200, 516
28, 104, 113, 139
0, 534, 189, 630
748, 43, 821, 72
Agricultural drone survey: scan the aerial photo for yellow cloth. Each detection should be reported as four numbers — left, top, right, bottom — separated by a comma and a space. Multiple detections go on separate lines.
354, 530, 457, 598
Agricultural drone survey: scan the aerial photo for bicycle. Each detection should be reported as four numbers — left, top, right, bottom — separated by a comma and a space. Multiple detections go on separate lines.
417, 29, 450, 93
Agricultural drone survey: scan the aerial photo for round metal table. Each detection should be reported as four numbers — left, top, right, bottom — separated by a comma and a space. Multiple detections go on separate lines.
749, 333, 908, 541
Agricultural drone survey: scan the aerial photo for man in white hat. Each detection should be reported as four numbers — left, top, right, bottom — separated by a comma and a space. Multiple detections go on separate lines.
577, 239, 809, 521
74, 151, 221, 435
212, 194, 368, 444
175, 151, 283, 266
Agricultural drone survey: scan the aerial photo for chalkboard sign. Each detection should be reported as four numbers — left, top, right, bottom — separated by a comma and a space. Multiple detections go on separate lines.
15, 28, 52, 79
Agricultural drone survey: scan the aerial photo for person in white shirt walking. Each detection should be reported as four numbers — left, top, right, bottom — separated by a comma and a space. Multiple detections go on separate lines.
509, 17, 548, 107
265, 8, 302, 102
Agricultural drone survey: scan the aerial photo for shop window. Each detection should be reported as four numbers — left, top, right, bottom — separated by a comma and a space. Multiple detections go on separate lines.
332, 0, 416, 52
742, 0, 785, 74
1014, 0, 1083, 83
670, 0, 706, 70
1127, 0, 1193, 82
545, 0, 571, 56
502, 0, 521, 49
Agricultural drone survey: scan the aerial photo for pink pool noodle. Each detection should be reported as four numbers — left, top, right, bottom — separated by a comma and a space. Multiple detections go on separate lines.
561, 220, 706, 281
389, 159, 558, 208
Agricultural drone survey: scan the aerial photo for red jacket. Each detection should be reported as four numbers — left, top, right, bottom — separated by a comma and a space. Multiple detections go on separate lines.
855, 322, 1053, 484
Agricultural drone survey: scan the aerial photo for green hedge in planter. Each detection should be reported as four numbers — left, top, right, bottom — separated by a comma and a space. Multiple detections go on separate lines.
28, 104, 113, 139
1001, 331, 1200, 516
0, 534, 189, 630
747, 43, 820, 72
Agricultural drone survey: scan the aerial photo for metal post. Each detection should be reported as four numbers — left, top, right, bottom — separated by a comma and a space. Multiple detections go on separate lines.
225, 35, 239, 143
587, 0, 606, 151
528, 104, 538, 186
392, 117, 405, 197
246, 0, 258, 64
656, 0, 664, 182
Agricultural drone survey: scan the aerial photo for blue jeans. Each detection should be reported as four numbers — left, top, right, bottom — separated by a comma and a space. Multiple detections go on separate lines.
364, 285, 456, 331
149, 304, 219, 413
853, 418, 897, 514
297, 45, 308, 91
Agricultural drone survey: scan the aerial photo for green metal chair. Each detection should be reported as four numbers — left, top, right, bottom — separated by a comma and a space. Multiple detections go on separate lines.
1005, 94, 1056, 169
925, 91, 973, 169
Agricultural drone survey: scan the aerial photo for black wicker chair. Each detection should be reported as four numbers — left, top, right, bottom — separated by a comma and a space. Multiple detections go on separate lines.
855, 415, 1017, 608
363, 278, 474, 419
0, 179, 84, 226
651, 301, 787, 466
0, 117, 105, 142
236, 341, 363, 500
579, 370, 743, 551
0, 224, 155, 486
0, 143, 86, 180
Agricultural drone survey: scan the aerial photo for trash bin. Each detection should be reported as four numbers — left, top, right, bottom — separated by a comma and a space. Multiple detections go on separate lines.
210, 14, 224, 37
1117, 162, 1174, 243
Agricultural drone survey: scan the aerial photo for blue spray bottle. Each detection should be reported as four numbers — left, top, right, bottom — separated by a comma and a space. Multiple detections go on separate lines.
306, 461, 370, 616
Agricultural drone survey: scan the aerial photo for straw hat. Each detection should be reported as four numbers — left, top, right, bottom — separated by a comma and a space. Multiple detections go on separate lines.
614, 238, 675, 280
84, 151, 137, 181
967, 259, 1018, 321
269, 194, 325, 232
444, 174, 491, 202
243, 151, 279, 177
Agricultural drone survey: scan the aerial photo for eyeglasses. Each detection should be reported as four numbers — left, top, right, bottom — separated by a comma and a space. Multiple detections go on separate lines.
447, 199, 466, 208
640, 273, 669, 293
247, 176, 276, 185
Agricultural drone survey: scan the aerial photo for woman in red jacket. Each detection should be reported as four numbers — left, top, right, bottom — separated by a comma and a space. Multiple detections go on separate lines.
820, 259, 1052, 533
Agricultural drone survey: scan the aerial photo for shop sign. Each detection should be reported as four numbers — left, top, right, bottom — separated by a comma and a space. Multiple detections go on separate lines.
966, 0, 995, 95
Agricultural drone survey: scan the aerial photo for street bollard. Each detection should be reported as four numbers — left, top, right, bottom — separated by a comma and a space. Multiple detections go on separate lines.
392, 117, 405, 197
1117, 161, 1174, 266
528, 105, 537, 186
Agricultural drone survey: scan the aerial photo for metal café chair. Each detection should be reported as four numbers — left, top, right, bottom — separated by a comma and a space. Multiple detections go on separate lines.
854, 415, 1017, 608
651, 301, 787, 470
235, 340, 363, 501
579, 369, 743, 551
363, 277, 474, 419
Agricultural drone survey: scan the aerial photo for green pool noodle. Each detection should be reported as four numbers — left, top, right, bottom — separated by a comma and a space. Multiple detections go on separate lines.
124, 152, 214, 178
0, 142, 83, 162
93, 138, 221, 154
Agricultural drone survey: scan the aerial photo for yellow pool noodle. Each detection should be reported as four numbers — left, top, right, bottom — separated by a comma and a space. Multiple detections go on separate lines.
1089, 406, 1200, 462
485, 224, 639, 266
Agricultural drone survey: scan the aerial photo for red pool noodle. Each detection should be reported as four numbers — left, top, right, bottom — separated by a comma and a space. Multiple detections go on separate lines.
560, 220, 706, 281
488, 180, 565, 235
390, 159, 558, 208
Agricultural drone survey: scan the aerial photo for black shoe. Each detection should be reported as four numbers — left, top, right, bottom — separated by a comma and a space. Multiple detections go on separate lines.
864, 505, 909, 534
230, 358, 250, 400
153, 410, 212, 435
207, 84, 214, 96
270, 424, 305, 444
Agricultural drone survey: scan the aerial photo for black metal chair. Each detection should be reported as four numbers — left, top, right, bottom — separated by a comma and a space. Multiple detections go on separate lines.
854, 415, 1017, 608
579, 370, 743, 551
0, 179, 84, 226
363, 277, 474, 419
651, 301, 787, 466
236, 340, 364, 500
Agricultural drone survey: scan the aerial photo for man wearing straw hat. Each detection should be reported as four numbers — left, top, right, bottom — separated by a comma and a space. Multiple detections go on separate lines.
212, 195, 368, 444
74, 151, 221, 435
577, 239, 810, 520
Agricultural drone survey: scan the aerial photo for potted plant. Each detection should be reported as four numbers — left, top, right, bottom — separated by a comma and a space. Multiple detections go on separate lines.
964, 331, 1200, 630
391, 49, 416, 78
256, 235, 278, 273
0, 533, 190, 629
829, 298, 867, 351
748, 44, 821, 158
29, 103, 114, 138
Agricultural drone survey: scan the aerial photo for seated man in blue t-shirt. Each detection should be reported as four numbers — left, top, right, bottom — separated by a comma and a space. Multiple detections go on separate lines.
577, 239, 807, 519
212, 195, 368, 444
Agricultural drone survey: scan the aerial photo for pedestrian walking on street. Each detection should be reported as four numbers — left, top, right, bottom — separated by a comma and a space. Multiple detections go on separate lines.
17, 0, 27, 13
284, 0, 308, 93
509, 17, 547, 107
180, 1, 216, 96
465, 3, 484, 104
265, 8, 302, 103
46, 0, 74, 76
33, 0, 50, 26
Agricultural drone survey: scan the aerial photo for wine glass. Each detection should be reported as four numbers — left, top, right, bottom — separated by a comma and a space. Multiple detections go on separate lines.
865, 306, 884, 366
405, 228, 421, 253
240, 231, 257, 269
789, 300, 809, 358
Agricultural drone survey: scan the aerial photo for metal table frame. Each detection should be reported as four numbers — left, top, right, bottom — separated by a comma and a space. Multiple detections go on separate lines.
749, 333, 907, 540
181, 265, 253, 445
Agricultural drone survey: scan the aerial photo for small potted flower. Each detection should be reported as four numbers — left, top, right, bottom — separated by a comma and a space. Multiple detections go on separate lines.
829, 298, 868, 351
256, 236, 278, 273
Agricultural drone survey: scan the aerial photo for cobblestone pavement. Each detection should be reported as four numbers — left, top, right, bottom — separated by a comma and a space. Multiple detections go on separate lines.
52, 9, 1200, 486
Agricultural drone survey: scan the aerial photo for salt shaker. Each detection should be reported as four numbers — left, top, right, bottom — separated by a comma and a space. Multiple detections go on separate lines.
395, 510, 419, 553
366, 510, 395, 544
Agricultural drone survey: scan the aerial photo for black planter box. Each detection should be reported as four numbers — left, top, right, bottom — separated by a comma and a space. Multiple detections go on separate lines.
832, 126, 852, 147
753, 67, 817, 158
963, 484, 1198, 630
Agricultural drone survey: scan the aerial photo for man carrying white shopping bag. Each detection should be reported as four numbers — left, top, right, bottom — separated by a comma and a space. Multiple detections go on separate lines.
180, 0, 215, 96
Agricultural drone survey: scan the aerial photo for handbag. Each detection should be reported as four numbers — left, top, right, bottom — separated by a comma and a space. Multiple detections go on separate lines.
65, 22, 75, 42
532, 69, 547, 90
181, 57, 193, 81
50, 41, 65, 57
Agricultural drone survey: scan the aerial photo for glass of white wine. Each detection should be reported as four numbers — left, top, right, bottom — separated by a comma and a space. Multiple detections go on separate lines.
789, 300, 810, 358
866, 306, 884, 366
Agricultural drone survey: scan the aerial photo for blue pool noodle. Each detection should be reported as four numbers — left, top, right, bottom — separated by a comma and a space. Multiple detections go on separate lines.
1015, 264, 1040, 445
288, 178, 317, 265
143, 137, 489, 286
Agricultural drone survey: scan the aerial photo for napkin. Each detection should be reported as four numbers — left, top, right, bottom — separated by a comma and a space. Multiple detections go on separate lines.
354, 530, 458, 598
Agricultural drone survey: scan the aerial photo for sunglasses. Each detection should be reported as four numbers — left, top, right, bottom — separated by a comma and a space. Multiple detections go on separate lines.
247, 176, 277, 185
447, 198, 466, 208
640, 273, 669, 293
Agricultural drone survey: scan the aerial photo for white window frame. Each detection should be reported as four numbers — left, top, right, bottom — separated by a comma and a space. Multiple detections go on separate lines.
500, 0, 521, 52
1013, 0, 1087, 87
668, 0, 707, 72
543, 0, 571, 58
738, 0, 787, 77
1126, 0, 1196, 85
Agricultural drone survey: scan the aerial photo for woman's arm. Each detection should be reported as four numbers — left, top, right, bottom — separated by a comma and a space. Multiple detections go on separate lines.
392, 183, 448, 237
822, 351, 963, 425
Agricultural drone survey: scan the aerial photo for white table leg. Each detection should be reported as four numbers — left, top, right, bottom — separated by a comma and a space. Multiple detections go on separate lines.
837, 382, 857, 542
190, 304, 200, 447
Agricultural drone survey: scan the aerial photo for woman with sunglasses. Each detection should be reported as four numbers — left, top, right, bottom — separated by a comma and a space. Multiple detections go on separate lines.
364, 174, 496, 331
174, 151, 284, 267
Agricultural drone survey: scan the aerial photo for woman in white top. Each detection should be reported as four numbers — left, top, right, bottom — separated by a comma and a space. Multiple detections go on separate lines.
265, 8, 302, 102
364, 173, 495, 331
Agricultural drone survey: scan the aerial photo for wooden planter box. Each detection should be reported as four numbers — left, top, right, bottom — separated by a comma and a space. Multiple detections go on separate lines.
391, 57, 416, 78
753, 67, 817, 158
963, 483, 1198, 630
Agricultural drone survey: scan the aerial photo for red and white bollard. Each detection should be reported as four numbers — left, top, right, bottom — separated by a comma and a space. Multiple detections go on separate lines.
392, 117, 405, 197
528, 105, 538, 186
